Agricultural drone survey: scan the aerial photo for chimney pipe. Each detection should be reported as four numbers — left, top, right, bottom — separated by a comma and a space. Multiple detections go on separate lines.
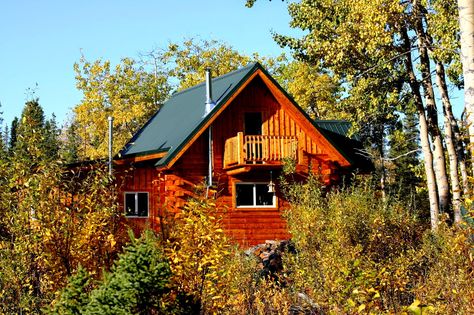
204, 68, 215, 190
108, 116, 114, 176
204, 67, 215, 116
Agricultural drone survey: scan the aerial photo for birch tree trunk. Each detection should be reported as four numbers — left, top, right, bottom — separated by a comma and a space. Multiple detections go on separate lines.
458, 0, 474, 173
436, 62, 462, 223
414, 6, 451, 213
402, 27, 439, 230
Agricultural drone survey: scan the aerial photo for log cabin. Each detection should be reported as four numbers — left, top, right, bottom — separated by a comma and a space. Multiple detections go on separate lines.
114, 62, 371, 246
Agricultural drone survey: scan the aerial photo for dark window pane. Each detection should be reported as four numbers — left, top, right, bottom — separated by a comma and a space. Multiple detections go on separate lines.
137, 193, 148, 217
125, 193, 136, 216
256, 184, 274, 206
244, 112, 262, 135
236, 184, 254, 206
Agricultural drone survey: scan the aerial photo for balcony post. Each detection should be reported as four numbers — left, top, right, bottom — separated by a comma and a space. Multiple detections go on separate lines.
297, 132, 304, 165
237, 132, 244, 165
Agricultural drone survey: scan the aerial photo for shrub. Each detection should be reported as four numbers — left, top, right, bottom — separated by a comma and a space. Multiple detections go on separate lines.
413, 222, 474, 314
48, 230, 172, 314
164, 197, 234, 314
46, 265, 92, 315
282, 177, 429, 313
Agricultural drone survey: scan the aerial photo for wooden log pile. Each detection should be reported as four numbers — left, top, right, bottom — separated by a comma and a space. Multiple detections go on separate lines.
245, 240, 323, 314
245, 239, 296, 279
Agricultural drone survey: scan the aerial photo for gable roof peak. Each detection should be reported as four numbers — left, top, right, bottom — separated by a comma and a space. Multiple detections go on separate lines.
118, 62, 262, 165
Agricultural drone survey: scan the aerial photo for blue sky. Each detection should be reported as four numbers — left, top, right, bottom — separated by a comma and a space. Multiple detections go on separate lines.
1, 0, 465, 131
1, 0, 298, 127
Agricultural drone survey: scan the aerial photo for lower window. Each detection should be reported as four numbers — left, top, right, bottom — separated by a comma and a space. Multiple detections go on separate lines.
124, 192, 149, 217
236, 183, 275, 207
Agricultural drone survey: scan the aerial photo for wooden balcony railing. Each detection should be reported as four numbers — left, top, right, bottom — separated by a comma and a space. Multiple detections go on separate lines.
224, 132, 298, 168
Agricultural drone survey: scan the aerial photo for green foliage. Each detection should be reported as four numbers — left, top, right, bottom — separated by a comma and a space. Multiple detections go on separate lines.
282, 178, 410, 312
46, 265, 92, 315
283, 61, 343, 119
0, 156, 123, 313
48, 231, 172, 315
61, 119, 81, 164
277, 177, 473, 314
84, 231, 171, 314
387, 111, 423, 197
414, 223, 474, 314
14, 99, 49, 162
427, 0, 462, 87
44, 114, 60, 161
163, 39, 252, 91
9, 116, 18, 153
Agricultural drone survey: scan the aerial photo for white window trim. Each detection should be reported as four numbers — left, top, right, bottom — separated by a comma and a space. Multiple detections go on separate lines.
124, 191, 149, 218
235, 182, 276, 209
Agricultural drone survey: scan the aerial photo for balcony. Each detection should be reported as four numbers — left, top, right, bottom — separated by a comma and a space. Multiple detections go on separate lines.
224, 132, 298, 170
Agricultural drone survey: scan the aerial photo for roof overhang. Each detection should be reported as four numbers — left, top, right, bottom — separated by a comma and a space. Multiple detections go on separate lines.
115, 150, 168, 165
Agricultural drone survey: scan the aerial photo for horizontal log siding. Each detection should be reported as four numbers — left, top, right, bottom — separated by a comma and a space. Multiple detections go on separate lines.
116, 165, 161, 234
118, 76, 344, 245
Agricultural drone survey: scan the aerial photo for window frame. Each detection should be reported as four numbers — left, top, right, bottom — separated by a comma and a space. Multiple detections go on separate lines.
124, 191, 149, 218
234, 182, 277, 209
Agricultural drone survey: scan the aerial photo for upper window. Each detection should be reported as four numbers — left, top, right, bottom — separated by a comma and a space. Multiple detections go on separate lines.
244, 112, 262, 135
124, 192, 149, 217
236, 183, 275, 208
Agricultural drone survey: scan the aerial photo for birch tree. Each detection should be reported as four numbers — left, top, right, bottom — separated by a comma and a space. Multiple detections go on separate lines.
458, 0, 474, 170
457, 2, 474, 201
246, 0, 469, 229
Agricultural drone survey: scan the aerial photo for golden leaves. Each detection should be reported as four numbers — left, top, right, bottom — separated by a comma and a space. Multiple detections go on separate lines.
164, 198, 234, 313
73, 57, 170, 160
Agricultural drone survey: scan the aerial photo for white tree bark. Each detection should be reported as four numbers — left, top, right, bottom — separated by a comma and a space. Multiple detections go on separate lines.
436, 63, 462, 223
402, 27, 439, 230
458, 0, 474, 173
414, 10, 451, 213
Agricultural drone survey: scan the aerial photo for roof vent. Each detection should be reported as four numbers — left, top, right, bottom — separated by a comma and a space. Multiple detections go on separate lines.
204, 67, 216, 117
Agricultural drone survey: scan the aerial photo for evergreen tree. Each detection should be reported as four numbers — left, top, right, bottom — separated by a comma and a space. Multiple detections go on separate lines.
12, 99, 60, 163
44, 114, 60, 161
0, 128, 5, 160
9, 116, 18, 154
61, 120, 81, 164
14, 99, 47, 163
49, 231, 172, 314
46, 265, 92, 315
84, 231, 171, 314
388, 111, 421, 197
0, 104, 4, 157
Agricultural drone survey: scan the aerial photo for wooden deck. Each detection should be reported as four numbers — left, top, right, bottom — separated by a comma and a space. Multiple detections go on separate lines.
224, 132, 298, 169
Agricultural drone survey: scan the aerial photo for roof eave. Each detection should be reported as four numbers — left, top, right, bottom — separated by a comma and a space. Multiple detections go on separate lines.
154, 63, 261, 168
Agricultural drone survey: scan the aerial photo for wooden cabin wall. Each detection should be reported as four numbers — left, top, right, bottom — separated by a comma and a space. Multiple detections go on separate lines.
163, 144, 291, 244
116, 164, 161, 234
118, 76, 344, 245
212, 76, 338, 183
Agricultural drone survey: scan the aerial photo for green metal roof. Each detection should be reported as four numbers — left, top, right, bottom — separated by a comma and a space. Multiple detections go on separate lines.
118, 63, 372, 171
314, 120, 373, 171
314, 120, 359, 140
118, 63, 260, 166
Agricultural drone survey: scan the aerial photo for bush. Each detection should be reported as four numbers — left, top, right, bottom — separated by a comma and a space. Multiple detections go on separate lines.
48, 230, 172, 314
164, 197, 234, 314
48, 178, 474, 314
282, 177, 430, 313
414, 223, 474, 314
